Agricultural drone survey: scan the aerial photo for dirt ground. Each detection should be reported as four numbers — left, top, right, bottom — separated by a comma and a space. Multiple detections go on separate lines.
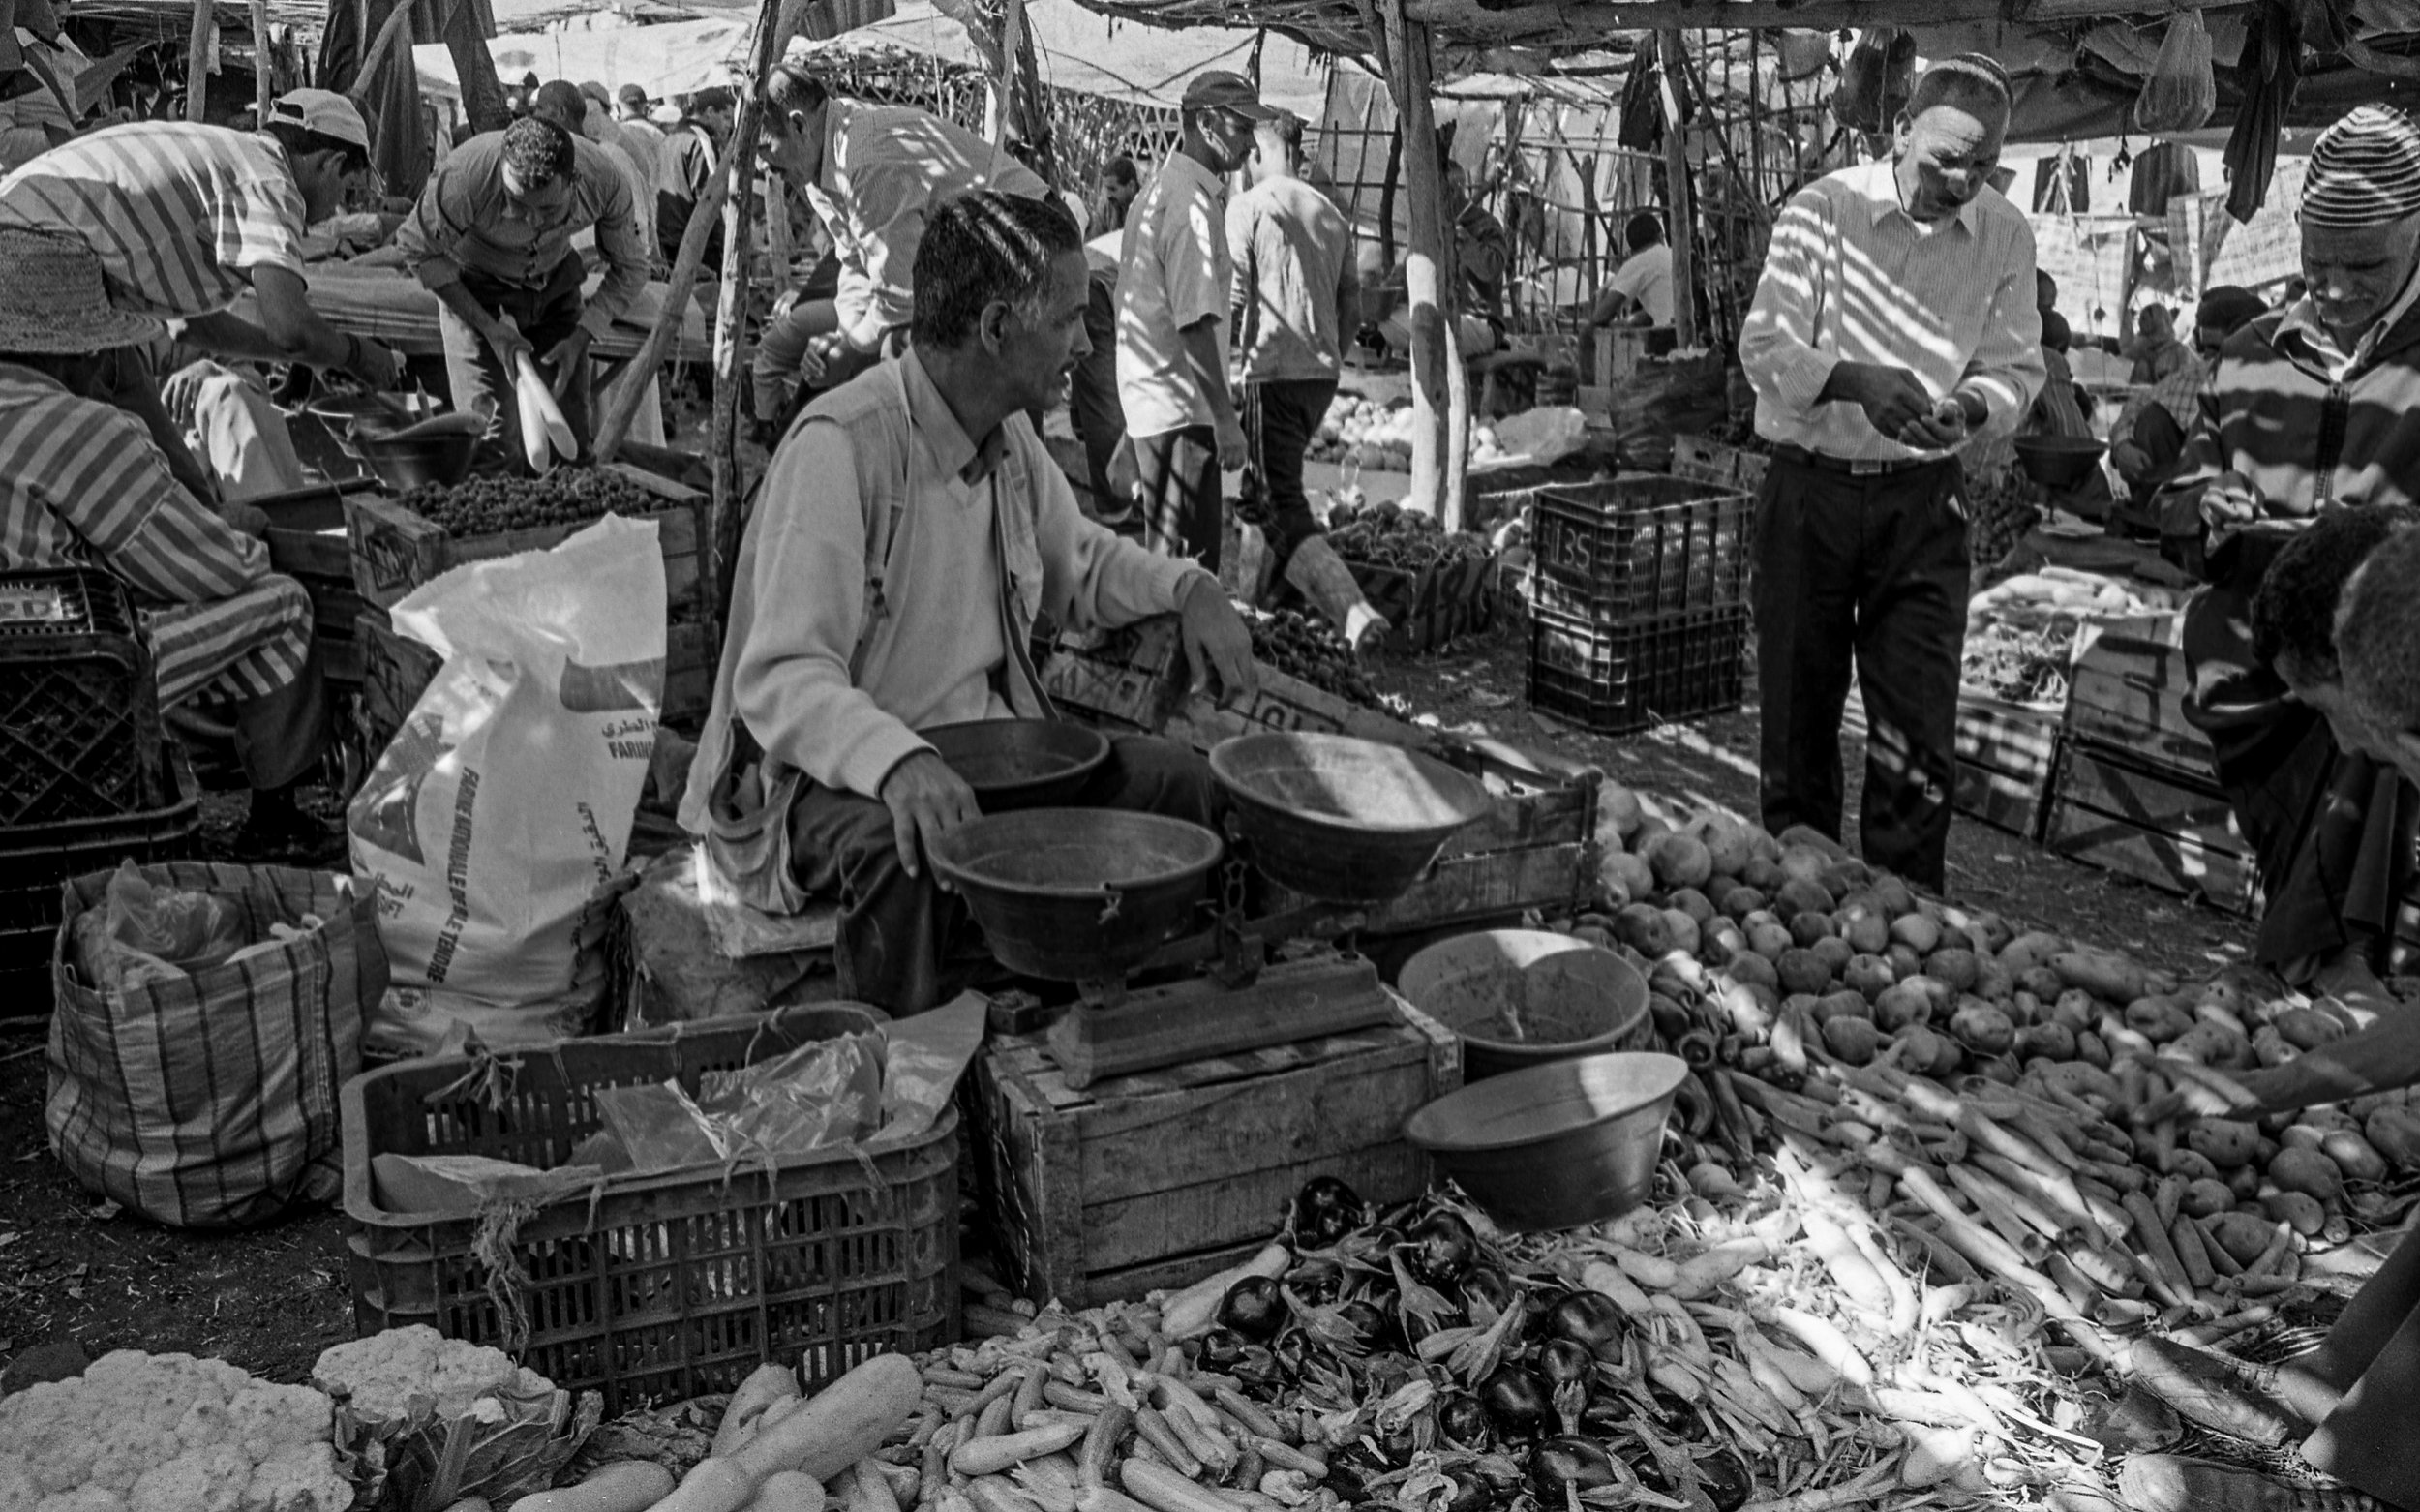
0, 620, 2257, 1390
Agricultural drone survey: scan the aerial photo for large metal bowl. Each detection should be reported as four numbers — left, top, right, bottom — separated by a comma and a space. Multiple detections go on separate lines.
1405, 1051, 1687, 1230
1208, 733, 1492, 905
928, 808, 1223, 982
1397, 929, 1651, 1081
344, 413, 484, 490
2014, 434, 2106, 491
922, 719, 1112, 812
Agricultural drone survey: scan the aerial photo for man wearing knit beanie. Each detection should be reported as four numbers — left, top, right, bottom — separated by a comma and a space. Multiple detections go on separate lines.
2153, 104, 2420, 1008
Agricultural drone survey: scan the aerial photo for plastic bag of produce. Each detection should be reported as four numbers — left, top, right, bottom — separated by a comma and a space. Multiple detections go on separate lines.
47, 862, 381, 1227
316, 1325, 602, 1512
2132, 12, 2216, 134
348, 514, 665, 1055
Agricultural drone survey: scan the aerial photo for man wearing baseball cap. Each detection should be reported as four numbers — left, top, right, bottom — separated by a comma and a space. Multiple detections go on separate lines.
1115, 69, 1272, 568
0, 86, 402, 499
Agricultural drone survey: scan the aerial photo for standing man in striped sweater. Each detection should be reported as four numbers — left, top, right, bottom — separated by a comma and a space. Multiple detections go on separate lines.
0, 89, 401, 502
0, 232, 326, 854
1739, 54, 2043, 892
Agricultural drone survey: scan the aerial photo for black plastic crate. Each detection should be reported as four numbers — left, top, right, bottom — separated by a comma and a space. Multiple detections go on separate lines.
0, 744, 202, 995
1527, 605, 1749, 734
1528, 474, 1754, 620
0, 569, 163, 826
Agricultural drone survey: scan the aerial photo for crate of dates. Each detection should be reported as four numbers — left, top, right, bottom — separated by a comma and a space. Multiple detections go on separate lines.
1325, 501, 1496, 656
344, 464, 705, 616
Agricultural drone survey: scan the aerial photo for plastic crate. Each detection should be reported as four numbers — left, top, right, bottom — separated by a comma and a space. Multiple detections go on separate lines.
342, 1008, 958, 1411
1528, 474, 1754, 621
0, 569, 162, 826
0, 743, 202, 996
1527, 605, 1748, 734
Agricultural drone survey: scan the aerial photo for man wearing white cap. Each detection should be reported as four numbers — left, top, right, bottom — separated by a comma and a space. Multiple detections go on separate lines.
0, 88, 403, 499
2156, 104, 2420, 1007
1116, 69, 1274, 570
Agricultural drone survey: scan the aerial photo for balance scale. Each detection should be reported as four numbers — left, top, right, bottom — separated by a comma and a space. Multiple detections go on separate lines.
939, 733, 1497, 1091
1044, 855, 1405, 1089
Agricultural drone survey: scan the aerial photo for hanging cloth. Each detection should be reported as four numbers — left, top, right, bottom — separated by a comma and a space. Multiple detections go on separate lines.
2224, 0, 2302, 225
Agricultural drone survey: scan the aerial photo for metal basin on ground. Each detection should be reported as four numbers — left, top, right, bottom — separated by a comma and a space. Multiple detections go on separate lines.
1208, 732, 1492, 905
1405, 1051, 1687, 1230
928, 808, 1223, 982
922, 719, 1112, 812
1397, 929, 1650, 1080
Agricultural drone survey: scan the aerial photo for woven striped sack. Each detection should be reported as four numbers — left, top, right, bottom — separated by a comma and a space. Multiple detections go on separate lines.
45, 862, 385, 1228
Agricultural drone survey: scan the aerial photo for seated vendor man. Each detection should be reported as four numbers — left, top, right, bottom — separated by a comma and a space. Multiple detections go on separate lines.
2155, 105, 2420, 1005
680, 191, 1258, 1015
0, 88, 402, 502
0, 231, 325, 852
2118, 526, 2420, 1512
2106, 286, 2266, 513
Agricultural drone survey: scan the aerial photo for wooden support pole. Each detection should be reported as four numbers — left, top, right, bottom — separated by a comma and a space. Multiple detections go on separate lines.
1379, 0, 1465, 528
593, 169, 730, 465
250, 0, 271, 122
1658, 29, 1697, 350
991, 0, 1027, 147
348, 0, 416, 109
707, 0, 788, 638
185, 0, 212, 122
1401, 0, 2232, 36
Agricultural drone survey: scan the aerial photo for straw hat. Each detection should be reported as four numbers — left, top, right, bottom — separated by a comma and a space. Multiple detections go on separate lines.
0, 230, 162, 355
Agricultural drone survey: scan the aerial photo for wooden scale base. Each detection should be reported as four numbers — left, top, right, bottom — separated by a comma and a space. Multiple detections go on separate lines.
1044, 948, 1397, 1089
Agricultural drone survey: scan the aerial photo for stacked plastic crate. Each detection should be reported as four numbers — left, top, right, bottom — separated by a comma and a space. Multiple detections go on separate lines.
1523, 474, 1755, 734
0, 570, 201, 990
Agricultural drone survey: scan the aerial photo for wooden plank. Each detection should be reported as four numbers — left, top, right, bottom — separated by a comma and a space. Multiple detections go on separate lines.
1953, 762, 2045, 839
1022, 1021, 1418, 1104
2045, 797, 2259, 913
2055, 745, 2244, 854
1083, 1236, 1271, 1307
1351, 840, 1589, 932
2064, 633, 2215, 778
1085, 1143, 1425, 1271
1070, 1054, 1434, 1203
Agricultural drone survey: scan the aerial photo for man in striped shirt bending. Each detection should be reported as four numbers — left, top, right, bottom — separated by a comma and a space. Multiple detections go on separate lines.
0, 231, 327, 853
0, 89, 403, 501
1739, 54, 2044, 892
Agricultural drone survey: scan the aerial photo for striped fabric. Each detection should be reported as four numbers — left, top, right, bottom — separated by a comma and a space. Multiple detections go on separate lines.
0, 122, 308, 319
1740, 158, 2046, 464
2303, 106, 2420, 230
46, 862, 376, 1228
0, 363, 309, 709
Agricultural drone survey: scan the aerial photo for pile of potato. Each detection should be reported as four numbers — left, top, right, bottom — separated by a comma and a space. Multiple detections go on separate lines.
1563, 782, 2412, 1310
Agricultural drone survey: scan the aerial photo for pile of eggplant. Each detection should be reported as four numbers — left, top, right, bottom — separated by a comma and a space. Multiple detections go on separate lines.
1192, 1180, 1751, 1512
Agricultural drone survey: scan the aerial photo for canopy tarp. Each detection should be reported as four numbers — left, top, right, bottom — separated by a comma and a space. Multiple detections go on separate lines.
412, 15, 750, 100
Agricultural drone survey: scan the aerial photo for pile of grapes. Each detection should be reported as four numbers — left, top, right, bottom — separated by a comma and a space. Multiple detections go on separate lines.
1250, 610, 1400, 714
399, 468, 671, 536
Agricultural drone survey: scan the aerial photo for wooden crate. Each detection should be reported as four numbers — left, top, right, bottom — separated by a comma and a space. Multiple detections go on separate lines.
344, 466, 705, 615
355, 609, 715, 756
1043, 618, 1597, 932
969, 997, 1460, 1308
2045, 739, 2258, 914
1953, 691, 2060, 839
259, 485, 373, 686
1670, 435, 1771, 495
2064, 629, 2216, 780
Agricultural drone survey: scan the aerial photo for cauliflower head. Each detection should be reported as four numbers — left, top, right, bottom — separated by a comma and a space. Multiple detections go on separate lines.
0, 1350, 346, 1512
313, 1326, 549, 1424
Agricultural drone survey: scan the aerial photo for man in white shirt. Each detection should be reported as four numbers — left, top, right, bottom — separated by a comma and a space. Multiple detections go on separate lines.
1738, 54, 2043, 890
1588, 210, 1674, 329
1117, 70, 1271, 570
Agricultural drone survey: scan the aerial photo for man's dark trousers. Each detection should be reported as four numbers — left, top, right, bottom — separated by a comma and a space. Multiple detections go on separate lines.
1753, 450, 1968, 891
1245, 378, 1335, 570
782, 735, 1220, 1014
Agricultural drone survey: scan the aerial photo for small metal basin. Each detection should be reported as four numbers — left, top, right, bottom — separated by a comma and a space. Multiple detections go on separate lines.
929, 808, 1224, 982
2014, 434, 2106, 490
1209, 732, 1492, 905
1405, 1051, 1687, 1231
1397, 929, 1651, 1080
922, 719, 1112, 812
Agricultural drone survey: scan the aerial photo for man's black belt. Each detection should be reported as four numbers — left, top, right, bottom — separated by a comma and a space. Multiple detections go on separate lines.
1770, 443, 1951, 478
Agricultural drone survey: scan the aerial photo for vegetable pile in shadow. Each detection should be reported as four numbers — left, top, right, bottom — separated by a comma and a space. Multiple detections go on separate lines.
1195, 1180, 1752, 1512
